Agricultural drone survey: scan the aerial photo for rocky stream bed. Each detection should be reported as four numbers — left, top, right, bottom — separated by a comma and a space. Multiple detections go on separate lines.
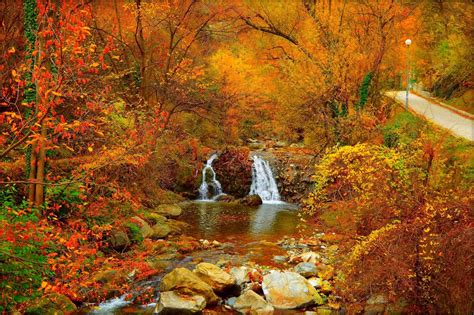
77, 201, 348, 315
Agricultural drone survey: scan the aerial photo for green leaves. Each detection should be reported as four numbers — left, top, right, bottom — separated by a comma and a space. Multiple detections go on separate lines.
356, 72, 372, 112
0, 186, 50, 312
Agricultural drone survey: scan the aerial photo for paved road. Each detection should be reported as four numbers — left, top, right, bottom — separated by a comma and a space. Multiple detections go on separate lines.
387, 91, 473, 141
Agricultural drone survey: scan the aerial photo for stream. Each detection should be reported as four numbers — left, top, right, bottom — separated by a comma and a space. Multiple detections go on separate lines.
180, 201, 299, 242
88, 201, 303, 314
87, 154, 308, 314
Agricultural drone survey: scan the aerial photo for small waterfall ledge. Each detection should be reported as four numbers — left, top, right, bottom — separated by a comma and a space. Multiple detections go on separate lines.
198, 153, 223, 201
249, 155, 282, 203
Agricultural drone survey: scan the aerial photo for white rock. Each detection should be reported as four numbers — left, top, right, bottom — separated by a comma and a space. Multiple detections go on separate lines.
233, 290, 274, 315
229, 266, 252, 286
154, 291, 206, 314
262, 271, 322, 309
194, 263, 236, 293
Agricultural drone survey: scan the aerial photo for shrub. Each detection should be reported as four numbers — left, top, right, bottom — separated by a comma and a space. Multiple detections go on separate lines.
305, 135, 473, 313
0, 186, 52, 313
304, 143, 420, 234
125, 222, 143, 244
382, 111, 424, 148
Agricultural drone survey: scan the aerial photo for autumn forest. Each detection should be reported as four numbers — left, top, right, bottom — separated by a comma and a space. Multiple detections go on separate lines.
0, 0, 473, 314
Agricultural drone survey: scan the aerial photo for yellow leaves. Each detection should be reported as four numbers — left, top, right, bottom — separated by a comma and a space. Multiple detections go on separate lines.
87, 146, 93, 152
89, 44, 97, 52
3, 111, 21, 120
82, 26, 92, 36
318, 265, 335, 280
327, 301, 341, 310
73, 47, 85, 55
39, 281, 53, 292
11, 69, 17, 77
91, 62, 100, 68
346, 222, 400, 268
52, 91, 62, 97
8, 46, 15, 54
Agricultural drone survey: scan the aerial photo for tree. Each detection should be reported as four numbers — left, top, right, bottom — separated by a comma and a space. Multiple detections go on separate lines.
1, 0, 112, 206
229, 0, 417, 146
92, 0, 234, 136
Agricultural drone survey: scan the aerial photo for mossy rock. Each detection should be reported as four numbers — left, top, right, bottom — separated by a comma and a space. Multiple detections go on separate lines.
152, 222, 172, 239
147, 253, 179, 270
25, 293, 76, 315
109, 229, 131, 251
128, 216, 153, 239
153, 204, 182, 217
143, 212, 168, 225
92, 269, 118, 284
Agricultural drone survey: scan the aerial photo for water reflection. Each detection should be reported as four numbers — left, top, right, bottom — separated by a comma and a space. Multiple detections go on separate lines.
250, 203, 298, 236
180, 201, 299, 241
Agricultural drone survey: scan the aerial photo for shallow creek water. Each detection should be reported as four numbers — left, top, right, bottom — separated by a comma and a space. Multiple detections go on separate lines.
180, 201, 300, 242
87, 201, 303, 314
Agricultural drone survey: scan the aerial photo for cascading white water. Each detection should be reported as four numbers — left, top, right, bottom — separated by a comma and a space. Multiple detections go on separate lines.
198, 153, 223, 200
249, 155, 281, 203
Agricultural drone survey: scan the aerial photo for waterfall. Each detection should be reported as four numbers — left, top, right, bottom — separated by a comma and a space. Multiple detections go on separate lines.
249, 155, 281, 203
198, 153, 223, 200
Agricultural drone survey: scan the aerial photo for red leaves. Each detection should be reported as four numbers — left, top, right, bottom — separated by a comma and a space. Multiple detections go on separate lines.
65, 234, 81, 250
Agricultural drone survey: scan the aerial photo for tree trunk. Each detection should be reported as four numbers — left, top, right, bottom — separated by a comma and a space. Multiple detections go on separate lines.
34, 122, 47, 207
28, 144, 37, 205
135, 0, 148, 103
24, 0, 39, 205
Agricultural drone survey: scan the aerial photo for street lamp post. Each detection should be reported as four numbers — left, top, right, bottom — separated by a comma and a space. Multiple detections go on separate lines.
405, 38, 412, 111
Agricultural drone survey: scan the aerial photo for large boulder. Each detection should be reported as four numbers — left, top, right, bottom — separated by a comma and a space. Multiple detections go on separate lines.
193, 262, 236, 293
154, 291, 206, 314
233, 290, 274, 315
160, 268, 219, 305
129, 216, 153, 238
109, 229, 131, 251
143, 212, 167, 224
154, 204, 183, 217
238, 195, 263, 206
25, 293, 77, 315
262, 271, 322, 309
152, 222, 172, 239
